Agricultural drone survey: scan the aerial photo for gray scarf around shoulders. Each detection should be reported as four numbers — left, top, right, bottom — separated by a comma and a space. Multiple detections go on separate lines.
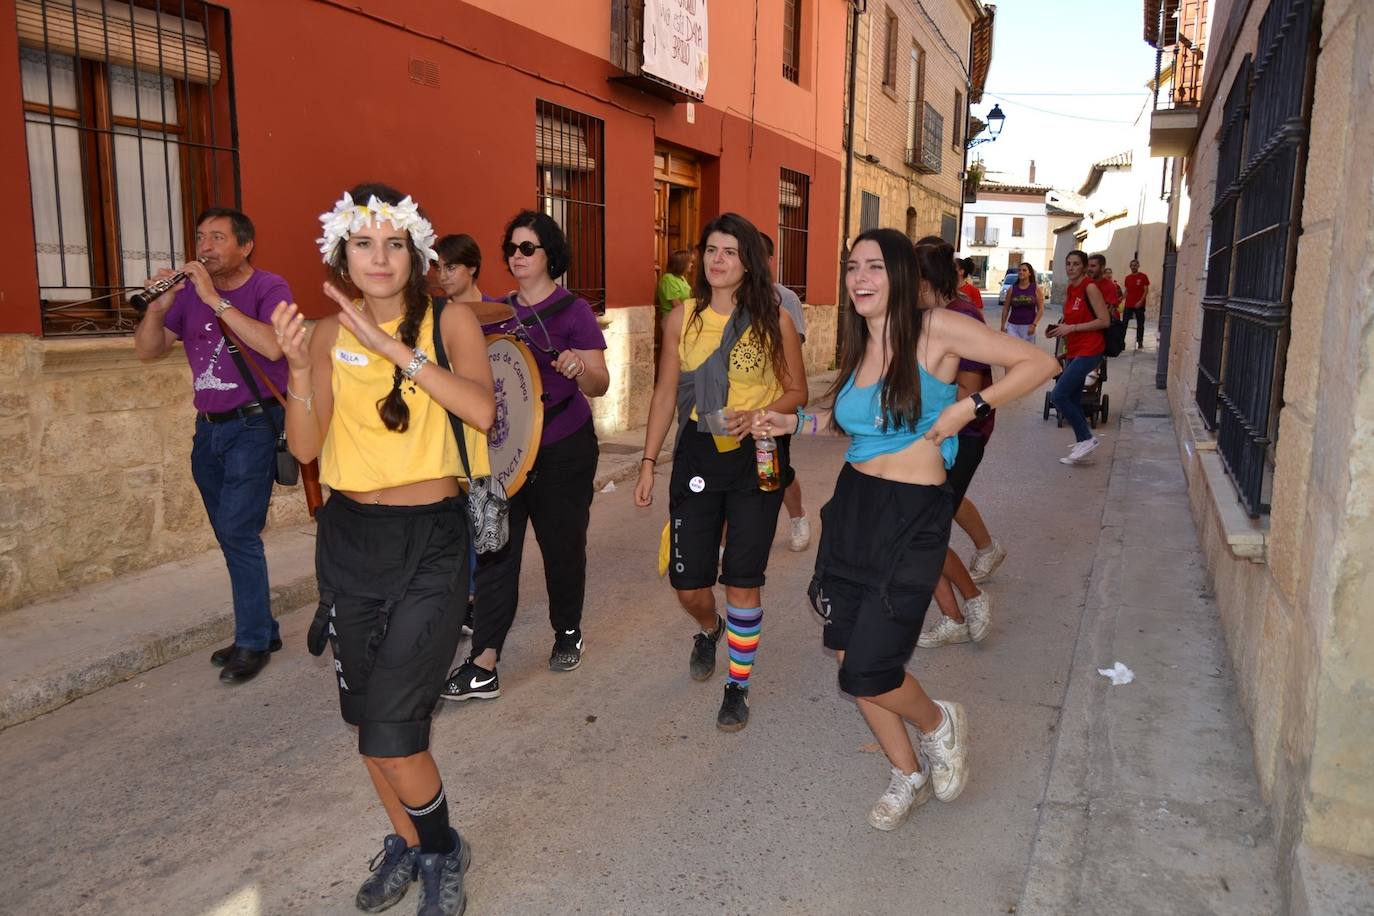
676, 308, 752, 433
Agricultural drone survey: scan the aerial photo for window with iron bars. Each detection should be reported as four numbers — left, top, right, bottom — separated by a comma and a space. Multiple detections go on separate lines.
914, 103, 942, 174
535, 100, 606, 311
778, 168, 810, 301
782, 0, 802, 84
1197, 0, 1321, 517
18, 0, 240, 337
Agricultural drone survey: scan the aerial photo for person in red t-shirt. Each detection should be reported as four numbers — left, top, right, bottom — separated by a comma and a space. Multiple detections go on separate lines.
956, 257, 985, 311
1088, 254, 1120, 319
1048, 250, 1111, 464
1123, 259, 1150, 350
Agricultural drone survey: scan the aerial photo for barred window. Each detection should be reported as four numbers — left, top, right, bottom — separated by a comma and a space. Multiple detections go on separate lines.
18, 0, 238, 337
917, 103, 943, 174
778, 168, 810, 300
859, 191, 880, 232
1198, 0, 1322, 517
536, 100, 606, 311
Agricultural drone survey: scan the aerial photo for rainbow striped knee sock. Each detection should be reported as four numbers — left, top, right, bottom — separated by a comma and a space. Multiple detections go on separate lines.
726, 604, 762, 688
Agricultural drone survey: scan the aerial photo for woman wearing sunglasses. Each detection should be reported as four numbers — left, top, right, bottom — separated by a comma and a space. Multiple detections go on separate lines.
634, 212, 807, 732
442, 210, 609, 703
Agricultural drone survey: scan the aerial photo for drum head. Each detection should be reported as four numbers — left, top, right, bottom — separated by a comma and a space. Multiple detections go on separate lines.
485, 334, 543, 496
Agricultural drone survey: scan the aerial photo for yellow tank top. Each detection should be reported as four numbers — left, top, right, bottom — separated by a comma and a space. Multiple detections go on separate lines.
320, 305, 488, 491
679, 302, 782, 419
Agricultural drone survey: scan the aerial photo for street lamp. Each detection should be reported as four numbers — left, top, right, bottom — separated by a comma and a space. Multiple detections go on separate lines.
966, 104, 1005, 148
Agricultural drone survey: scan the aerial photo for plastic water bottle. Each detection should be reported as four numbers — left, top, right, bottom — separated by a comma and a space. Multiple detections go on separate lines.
755, 432, 781, 492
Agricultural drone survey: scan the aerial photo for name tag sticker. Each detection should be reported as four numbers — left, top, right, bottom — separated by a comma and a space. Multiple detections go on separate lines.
335, 348, 368, 366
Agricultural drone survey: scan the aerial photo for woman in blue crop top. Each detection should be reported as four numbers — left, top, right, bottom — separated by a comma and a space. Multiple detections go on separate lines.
755, 230, 1057, 831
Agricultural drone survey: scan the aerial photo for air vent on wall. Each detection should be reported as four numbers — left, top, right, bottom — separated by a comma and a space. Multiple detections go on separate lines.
408, 57, 439, 88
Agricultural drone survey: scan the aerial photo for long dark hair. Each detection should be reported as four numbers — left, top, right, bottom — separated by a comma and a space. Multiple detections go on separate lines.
690, 212, 786, 382
825, 228, 927, 434
327, 182, 432, 433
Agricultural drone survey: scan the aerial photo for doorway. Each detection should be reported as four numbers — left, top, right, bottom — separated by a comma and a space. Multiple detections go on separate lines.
654, 148, 701, 281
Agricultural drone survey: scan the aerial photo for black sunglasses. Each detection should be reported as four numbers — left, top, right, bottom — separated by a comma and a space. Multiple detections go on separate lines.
502, 241, 544, 258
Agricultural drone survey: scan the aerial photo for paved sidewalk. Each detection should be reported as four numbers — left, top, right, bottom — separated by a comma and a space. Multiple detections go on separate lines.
0, 373, 836, 732
1019, 348, 1282, 913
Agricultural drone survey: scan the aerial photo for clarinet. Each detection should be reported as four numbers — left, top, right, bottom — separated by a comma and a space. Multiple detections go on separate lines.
129, 259, 206, 312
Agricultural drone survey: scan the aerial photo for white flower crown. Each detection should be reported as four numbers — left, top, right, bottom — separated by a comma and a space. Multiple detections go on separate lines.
316, 191, 438, 266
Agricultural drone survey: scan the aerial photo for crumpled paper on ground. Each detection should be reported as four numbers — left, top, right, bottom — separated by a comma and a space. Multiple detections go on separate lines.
1097, 662, 1135, 685
600, 480, 617, 493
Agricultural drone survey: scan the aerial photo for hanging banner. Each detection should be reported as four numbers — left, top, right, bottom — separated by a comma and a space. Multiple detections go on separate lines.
642, 0, 709, 99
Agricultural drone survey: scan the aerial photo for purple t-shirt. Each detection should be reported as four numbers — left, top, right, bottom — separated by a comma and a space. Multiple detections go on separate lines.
163, 269, 292, 413
947, 296, 995, 440
481, 287, 607, 446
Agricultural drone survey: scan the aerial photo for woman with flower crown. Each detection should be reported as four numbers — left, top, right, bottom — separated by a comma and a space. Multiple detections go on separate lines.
272, 182, 493, 916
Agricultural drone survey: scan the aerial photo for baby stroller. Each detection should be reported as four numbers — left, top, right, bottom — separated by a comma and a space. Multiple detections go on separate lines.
1042, 347, 1109, 429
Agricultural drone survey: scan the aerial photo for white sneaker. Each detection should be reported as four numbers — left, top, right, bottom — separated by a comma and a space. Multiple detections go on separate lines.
788, 515, 811, 552
919, 700, 969, 802
968, 540, 1006, 583
918, 614, 970, 648
1059, 437, 1100, 465
963, 591, 991, 642
867, 765, 933, 831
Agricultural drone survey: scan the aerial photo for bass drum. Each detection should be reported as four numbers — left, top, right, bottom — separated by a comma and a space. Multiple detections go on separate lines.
485, 334, 544, 497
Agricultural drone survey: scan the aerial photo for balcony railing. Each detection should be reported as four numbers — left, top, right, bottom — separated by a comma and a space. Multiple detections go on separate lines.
962, 228, 999, 247
1147, 1, 1206, 157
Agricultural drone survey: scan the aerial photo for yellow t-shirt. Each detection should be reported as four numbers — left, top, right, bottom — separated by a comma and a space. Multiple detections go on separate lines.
678, 302, 782, 418
320, 305, 488, 491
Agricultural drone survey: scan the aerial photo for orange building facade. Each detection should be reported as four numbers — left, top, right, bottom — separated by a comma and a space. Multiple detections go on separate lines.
0, 0, 847, 610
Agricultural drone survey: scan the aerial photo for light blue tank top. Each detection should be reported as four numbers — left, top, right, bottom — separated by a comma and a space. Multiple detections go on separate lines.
834, 366, 959, 469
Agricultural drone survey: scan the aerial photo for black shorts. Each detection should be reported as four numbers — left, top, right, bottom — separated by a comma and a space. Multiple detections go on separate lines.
314, 493, 469, 758
667, 426, 790, 590
810, 464, 953, 697
946, 434, 987, 505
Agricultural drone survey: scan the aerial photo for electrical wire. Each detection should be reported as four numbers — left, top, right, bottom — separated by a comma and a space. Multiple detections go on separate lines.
982, 92, 1142, 125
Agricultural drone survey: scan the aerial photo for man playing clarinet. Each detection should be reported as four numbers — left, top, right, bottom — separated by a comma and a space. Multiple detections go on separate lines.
134, 208, 292, 685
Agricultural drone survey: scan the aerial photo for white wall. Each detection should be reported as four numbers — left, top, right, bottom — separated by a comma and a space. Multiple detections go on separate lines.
958, 194, 1054, 288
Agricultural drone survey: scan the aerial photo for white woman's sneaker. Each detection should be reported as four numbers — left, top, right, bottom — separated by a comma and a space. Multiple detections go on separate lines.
788, 515, 811, 551
1059, 437, 1100, 465
918, 614, 970, 648
867, 766, 933, 831
962, 591, 992, 642
919, 700, 970, 802
968, 540, 1006, 583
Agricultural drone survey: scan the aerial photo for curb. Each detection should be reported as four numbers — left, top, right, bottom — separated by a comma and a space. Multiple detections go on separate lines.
0, 576, 318, 732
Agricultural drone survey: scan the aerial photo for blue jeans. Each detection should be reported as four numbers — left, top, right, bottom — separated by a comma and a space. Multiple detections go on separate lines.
190, 404, 282, 651
1051, 355, 1102, 443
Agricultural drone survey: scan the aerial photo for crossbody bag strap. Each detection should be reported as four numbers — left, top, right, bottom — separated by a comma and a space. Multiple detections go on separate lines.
429, 299, 475, 482
219, 323, 282, 438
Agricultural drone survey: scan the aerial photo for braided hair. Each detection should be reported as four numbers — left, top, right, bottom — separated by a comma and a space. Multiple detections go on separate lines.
327, 182, 432, 433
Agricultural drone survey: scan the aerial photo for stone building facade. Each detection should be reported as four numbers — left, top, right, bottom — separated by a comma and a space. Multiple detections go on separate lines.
843, 0, 995, 251
1147, 0, 1374, 908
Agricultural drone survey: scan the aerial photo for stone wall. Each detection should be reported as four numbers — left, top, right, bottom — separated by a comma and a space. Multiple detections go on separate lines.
0, 335, 311, 612
1163, 0, 1374, 896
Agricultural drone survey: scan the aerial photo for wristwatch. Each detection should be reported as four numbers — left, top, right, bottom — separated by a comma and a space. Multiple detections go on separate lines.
214, 298, 232, 317
970, 392, 992, 419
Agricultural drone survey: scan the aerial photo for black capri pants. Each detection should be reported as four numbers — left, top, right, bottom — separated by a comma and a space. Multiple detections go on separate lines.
311, 492, 469, 758
808, 464, 953, 698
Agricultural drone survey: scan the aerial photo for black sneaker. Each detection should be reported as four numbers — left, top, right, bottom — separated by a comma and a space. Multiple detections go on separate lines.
460, 600, 474, 637
690, 615, 725, 682
415, 830, 471, 916
440, 659, 500, 702
717, 683, 750, 732
548, 629, 584, 672
355, 833, 417, 913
